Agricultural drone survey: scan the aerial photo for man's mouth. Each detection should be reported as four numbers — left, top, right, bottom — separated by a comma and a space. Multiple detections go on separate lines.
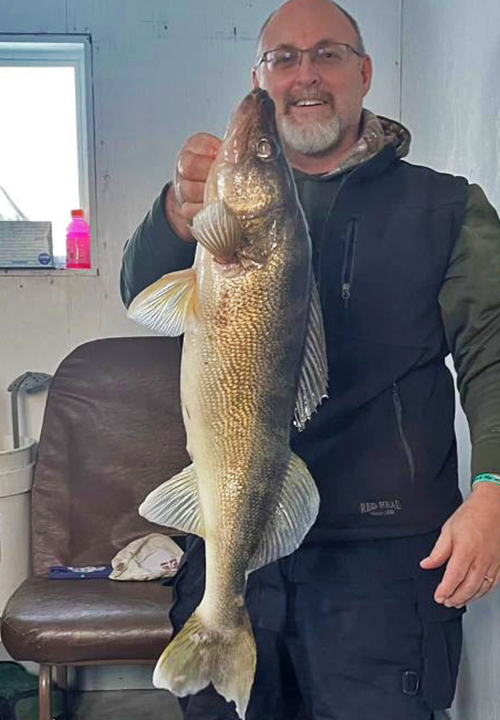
285, 95, 333, 112
294, 99, 327, 107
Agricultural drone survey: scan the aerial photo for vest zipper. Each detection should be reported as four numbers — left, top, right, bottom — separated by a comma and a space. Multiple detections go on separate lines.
341, 219, 358, 308
316, 169, 356, 294
392, 383, 416, 482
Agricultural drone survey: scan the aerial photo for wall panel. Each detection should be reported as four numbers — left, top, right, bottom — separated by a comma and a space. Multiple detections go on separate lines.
402, 3, 500, 719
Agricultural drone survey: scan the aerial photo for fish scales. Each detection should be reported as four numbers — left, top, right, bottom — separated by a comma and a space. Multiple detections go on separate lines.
186, 240, 306, 622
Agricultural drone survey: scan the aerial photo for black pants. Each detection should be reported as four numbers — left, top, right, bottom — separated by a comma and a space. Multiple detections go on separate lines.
170, 531, 463, 720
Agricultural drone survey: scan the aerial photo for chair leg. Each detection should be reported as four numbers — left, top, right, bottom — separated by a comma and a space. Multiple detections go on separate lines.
55, 665, 68, 690
55, 665, 68, 718
39, 665, 52, 720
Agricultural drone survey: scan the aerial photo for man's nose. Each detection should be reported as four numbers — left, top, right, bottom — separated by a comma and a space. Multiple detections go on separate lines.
294, 53, 321, 85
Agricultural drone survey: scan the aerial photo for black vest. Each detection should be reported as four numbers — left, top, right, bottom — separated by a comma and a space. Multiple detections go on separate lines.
292, 146, 469, 541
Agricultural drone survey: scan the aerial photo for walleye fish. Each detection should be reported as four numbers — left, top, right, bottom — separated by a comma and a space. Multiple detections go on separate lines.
128, 87, 328, 719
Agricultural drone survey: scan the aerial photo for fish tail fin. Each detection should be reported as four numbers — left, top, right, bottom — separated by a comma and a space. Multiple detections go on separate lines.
153, 608, 256, 720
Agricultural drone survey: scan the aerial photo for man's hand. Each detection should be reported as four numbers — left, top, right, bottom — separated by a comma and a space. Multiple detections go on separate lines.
165, 132, 222, 241
420, 482, 500, 607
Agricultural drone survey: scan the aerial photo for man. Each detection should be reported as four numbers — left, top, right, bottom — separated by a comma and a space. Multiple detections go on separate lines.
120, 1, 500, 718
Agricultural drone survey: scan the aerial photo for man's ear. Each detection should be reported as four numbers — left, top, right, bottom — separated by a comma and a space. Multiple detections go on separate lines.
361, 54, 373, 97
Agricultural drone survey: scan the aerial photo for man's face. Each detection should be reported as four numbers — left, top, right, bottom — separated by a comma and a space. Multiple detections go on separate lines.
253, 0, 372, 165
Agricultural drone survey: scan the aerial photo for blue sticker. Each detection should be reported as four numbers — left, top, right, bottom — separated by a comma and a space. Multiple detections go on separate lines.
38, 252, 52, 266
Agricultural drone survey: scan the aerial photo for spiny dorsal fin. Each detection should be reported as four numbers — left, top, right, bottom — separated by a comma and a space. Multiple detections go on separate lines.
139, 464, 205, 538
248, 452, 319, 572
294, 278, 328, 431
191, 200, 242, 259
127, 268, 196, 336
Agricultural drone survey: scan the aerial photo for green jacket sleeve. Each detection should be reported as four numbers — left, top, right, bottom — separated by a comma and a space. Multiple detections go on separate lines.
439, 184, 500, 478
120, 183, 196, 308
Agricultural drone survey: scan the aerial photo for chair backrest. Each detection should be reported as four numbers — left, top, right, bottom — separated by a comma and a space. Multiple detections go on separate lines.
31, 337, 189, 575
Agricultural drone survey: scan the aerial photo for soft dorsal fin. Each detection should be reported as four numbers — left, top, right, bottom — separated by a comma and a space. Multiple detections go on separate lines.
248, 452, 319, 572
191, 200, 242, 259
127, 267, 196, 336
293, 278, 328, 431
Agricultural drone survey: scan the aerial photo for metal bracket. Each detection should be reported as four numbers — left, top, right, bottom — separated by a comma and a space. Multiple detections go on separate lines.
7, 371, 52, 448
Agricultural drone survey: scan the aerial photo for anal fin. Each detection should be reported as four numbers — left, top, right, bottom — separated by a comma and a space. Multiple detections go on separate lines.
248, 453, 319, 572
139, 463, 205, 538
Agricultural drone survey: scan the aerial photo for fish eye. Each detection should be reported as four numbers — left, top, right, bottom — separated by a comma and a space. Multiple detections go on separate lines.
256, 138, 278, 160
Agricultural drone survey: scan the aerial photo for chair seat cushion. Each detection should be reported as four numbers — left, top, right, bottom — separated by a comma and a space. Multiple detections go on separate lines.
0, 577, 173, 664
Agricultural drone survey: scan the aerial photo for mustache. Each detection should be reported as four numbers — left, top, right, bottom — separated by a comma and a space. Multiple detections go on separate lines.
284, 91, 335, 113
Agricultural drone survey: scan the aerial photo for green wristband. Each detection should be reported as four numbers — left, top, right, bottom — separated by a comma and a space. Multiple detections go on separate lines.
472, 473, 500, 488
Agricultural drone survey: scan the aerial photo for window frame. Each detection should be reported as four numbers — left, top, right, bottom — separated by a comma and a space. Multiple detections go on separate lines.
0, 33, 97, 273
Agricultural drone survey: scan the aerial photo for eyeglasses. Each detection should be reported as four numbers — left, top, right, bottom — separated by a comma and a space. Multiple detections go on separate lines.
256, 43, 365, 73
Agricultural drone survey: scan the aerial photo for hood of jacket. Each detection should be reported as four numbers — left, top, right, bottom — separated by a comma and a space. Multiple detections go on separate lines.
320, 110, 411, 178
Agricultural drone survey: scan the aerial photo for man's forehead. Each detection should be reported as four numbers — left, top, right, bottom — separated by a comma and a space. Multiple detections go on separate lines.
261, 0, 357, 51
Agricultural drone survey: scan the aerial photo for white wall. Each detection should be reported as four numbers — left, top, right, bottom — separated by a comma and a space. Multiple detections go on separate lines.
0, 0, 402, 442
401, 2, 500, 720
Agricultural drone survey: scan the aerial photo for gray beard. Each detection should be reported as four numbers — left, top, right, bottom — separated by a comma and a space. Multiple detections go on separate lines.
280, 114, 341, 156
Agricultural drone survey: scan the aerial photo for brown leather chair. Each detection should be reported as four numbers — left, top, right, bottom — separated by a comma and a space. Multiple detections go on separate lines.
1, 337, 189, 720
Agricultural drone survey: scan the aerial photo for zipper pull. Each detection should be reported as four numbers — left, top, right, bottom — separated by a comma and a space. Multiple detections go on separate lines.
340, 218, 357, 309
341, 282, 351, 308
392, 383, 402, 411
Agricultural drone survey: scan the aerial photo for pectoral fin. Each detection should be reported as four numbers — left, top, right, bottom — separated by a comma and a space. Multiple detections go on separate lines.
248, 453, 319, 572
127, 268, 196, 336
191, 200, 242, 260
294, 278, 328, 431
139, 463, 205, 538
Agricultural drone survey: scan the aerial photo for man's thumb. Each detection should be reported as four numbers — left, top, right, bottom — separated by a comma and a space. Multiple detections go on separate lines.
420, 529, 453, 569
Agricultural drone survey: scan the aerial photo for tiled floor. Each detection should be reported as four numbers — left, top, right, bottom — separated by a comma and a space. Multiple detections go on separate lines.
66, 689, 183, 720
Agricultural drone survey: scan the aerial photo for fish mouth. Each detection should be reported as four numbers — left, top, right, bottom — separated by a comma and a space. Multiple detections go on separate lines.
223, 89, 279, 165
242, 88, 276, 121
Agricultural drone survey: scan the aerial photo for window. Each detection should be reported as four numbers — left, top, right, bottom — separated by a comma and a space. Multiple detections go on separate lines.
0, 36, 95, 269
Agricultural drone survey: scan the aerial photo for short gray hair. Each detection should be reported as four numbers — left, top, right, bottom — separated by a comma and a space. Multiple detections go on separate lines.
256, 1, 366, 60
